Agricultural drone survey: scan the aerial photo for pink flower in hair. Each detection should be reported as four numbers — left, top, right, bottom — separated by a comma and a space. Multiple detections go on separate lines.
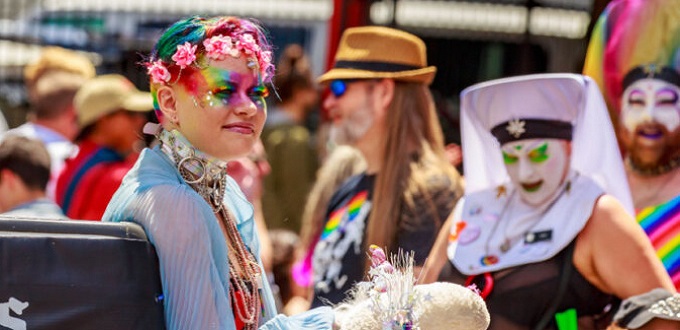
147, 60, 171, 84
171, 42, 197, 69
237, 34, 260, 55
259, 50, 273, 79
203, 35, 236, 60
260, 50, 272, 66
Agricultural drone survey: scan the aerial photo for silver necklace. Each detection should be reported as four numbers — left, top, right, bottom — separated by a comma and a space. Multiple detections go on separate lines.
159, 129, 228, 213
158, 129, 262, 326
483, 189, 516, 258
485, 176, 573, 258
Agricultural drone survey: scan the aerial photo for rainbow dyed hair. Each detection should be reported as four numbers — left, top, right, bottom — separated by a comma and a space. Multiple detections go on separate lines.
583, 0, 680, 122
145, 16, 274, 120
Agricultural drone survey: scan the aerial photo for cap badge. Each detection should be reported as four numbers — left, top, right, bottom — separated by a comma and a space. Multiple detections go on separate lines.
506, 119, 526, 138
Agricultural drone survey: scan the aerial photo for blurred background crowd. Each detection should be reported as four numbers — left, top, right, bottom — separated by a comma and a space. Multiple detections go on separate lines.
0, 0, 658, 320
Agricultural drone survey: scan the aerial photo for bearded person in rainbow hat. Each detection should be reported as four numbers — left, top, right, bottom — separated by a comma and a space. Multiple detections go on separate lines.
583, 0, 680, 292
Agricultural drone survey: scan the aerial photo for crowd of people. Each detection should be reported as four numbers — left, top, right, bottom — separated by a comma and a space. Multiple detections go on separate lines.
0, 0, 679, 329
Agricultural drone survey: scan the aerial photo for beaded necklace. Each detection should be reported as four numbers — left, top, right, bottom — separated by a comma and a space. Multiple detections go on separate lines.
157, 127, 262, 328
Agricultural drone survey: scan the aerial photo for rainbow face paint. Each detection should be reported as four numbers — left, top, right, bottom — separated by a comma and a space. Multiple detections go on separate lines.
189, 66, 269, 112
622, 78, 680, 134
501, 139, 569, 206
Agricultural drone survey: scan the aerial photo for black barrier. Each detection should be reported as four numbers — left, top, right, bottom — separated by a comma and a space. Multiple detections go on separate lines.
0, 217, 165, 330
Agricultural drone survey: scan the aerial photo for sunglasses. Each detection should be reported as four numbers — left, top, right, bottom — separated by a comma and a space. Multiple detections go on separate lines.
329, 79, 362, 98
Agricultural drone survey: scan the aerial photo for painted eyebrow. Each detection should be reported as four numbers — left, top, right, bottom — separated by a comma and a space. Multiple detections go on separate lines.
501, 145, 520, 154
501, 140, 548, 154
528, 141, 548, 153
628, 90, 645, 98
656, 88, 679, 102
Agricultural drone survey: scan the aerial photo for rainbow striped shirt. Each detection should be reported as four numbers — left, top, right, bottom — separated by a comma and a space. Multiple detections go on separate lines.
637, 194, 680, 289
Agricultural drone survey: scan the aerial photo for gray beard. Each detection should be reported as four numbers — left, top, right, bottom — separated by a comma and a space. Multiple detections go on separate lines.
329, 110, 374, 146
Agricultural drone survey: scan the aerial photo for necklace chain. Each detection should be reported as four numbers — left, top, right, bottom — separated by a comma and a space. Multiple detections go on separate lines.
221, 208, 262, 328
158, 129, 262, 327
485, 175, 574, 257
484, 190, 515, 256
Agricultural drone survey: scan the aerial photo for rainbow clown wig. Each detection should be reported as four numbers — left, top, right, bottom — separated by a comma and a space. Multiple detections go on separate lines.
144, 16, 274, 121
583, 0, 680, 124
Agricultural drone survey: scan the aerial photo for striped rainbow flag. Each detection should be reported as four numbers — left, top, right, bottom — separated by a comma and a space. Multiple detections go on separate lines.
320, 191, 369, 240
637, 194, 680, 289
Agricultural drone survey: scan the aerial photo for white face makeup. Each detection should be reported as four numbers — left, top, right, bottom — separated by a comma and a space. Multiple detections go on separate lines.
501, 138, 570, 206
622, 78, 680, 134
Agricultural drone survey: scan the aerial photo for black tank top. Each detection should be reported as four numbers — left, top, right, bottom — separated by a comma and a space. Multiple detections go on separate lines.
439, 241, 618, 330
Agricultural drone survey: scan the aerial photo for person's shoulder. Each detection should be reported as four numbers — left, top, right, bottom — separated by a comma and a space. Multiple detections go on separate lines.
4, 123, 36, 140
581, 194, 633, 239
421, 170, 459, 192
327, 173, 370, 207
112, 148, 190, 198
590, 194, 629, 223
340, 172, 371, 191
288, 125, 311, 141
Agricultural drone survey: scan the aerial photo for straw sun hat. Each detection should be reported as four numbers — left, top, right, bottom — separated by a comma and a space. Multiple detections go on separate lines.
318, 26, 436, 85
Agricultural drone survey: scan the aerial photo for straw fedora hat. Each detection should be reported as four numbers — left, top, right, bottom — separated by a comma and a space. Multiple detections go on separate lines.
318, 26, 436, 85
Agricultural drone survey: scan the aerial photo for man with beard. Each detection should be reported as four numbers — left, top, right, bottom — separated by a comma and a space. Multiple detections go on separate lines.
583, 0, 680, 290
620, 66, 680, 288
309, 26, 464, 307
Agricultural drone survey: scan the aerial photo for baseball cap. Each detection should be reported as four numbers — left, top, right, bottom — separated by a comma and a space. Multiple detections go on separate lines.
75, 74, 153, 128
614, 288, 680, 329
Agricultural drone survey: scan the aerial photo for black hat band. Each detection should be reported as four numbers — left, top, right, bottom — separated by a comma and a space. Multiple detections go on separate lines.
334, 60, 422, 73
622, 65, 680, 91
491, 119, 573, 145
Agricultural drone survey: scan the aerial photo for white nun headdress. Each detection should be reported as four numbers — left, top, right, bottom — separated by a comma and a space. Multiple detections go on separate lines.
460, 73, 634, 215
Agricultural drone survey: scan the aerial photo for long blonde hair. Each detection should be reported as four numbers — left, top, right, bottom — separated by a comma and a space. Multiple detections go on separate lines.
299, 146, 367, 255
366, 82, 462, 266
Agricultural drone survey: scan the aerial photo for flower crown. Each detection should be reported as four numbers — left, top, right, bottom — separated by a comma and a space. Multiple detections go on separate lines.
146, 33, 273, 85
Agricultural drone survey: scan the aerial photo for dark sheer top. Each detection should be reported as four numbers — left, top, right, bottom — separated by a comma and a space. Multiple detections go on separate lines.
440, 240, 618, 330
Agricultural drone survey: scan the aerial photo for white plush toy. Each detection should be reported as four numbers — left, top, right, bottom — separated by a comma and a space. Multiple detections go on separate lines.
334, 245, 490, 330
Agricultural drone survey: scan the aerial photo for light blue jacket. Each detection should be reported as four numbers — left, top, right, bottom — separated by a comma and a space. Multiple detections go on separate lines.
103, 146, 333, 329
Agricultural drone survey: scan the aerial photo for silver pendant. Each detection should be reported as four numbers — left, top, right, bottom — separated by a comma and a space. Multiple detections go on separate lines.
500, 239, 511, 253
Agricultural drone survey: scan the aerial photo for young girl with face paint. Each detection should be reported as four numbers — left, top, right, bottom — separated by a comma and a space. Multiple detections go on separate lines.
421, 74, 678, 330
101, 16, 334, 330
